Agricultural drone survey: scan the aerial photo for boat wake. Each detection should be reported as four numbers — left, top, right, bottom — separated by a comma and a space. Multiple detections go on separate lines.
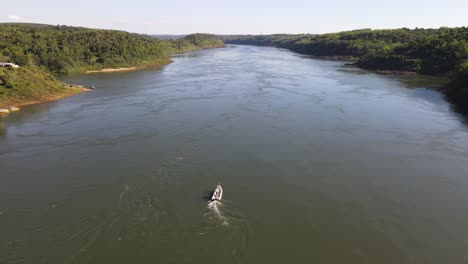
207, 200, 229, 225
201, 198, 251, 263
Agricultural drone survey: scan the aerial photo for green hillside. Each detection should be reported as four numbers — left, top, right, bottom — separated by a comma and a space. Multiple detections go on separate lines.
0, 66, 71, 108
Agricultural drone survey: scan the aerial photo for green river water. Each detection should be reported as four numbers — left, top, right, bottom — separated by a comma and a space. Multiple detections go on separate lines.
1, 45, 468, 263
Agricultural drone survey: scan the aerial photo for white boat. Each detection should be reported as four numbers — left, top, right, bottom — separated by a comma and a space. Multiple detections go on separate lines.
211, 184, 223, 201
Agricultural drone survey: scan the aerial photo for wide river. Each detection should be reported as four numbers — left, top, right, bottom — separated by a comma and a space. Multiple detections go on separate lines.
1, 45, 468, 263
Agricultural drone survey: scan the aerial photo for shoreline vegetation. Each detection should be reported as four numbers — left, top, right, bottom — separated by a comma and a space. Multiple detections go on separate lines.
222, 27, 468, 114
0, 23, 224, 110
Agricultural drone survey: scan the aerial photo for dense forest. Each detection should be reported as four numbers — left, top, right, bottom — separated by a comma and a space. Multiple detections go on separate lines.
223, 28, 468, 113
0, 23, 223, 74
0, 23, 223, 107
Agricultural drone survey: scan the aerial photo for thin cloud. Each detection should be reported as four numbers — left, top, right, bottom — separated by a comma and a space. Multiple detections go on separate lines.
7, 15, 25, 22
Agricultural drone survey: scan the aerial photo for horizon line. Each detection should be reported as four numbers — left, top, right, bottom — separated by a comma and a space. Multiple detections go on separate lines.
1, 21, 466, 36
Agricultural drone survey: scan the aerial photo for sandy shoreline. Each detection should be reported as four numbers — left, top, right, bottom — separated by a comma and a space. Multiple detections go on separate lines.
85, 59, 173, 74
85, 67, 137, 73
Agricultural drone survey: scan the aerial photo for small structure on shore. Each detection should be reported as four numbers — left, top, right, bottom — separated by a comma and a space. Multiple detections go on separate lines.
0, 62, 20, 68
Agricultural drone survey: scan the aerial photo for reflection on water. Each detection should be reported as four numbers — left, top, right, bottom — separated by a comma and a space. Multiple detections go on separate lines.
1, 45, 468, 264
0, 119, 5, 137
339, 66, 449, 89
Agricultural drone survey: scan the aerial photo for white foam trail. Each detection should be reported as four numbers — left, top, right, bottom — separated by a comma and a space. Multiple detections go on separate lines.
208, 200, 229, 225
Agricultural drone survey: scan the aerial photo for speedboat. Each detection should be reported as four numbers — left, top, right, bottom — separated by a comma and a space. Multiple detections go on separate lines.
211, 184, 223, 201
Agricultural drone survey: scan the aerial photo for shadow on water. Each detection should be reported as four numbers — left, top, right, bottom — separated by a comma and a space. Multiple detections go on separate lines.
398, 75, 449, 90
0, 118, 5, 137
339, 64, 468, 122
202, 190, 214, 202
339, 65, 449, 89
446, 97, 468, 125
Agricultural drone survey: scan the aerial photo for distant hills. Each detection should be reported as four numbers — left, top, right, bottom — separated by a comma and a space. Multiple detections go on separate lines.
152, 35, 187, 40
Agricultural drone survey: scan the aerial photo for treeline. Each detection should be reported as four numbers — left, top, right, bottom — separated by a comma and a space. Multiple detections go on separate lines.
222, 28, 468, 113
0, 23, 223, 74
446, 61, 468, 114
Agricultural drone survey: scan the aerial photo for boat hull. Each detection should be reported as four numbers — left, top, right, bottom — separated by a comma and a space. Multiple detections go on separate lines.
211, 185, 223, 201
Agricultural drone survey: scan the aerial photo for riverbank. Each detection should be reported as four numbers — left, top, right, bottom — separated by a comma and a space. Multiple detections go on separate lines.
0, 86, 91, 114
85, 58, 173, 74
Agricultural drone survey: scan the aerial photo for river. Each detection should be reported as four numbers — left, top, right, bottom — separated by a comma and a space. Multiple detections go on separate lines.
1, 45, 468, 263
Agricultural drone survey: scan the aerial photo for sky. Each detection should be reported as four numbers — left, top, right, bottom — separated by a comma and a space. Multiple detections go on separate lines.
2, 0, 467, 35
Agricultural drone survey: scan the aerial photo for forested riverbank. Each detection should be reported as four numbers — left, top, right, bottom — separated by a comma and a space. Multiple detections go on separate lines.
0, 23, 224, 108
222, 28, 468, 114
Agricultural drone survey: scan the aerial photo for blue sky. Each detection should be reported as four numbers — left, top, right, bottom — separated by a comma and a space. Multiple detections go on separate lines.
2, 0, 467, 34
